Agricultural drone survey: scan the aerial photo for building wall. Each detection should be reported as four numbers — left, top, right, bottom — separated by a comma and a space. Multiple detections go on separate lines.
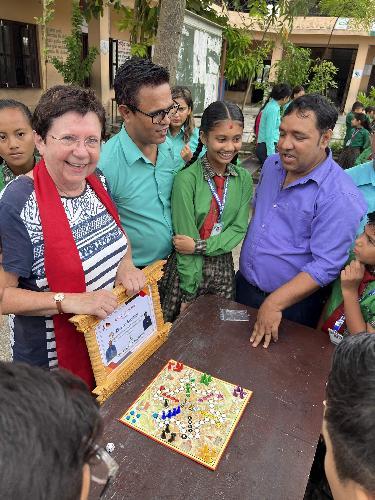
0, 0, 132, 115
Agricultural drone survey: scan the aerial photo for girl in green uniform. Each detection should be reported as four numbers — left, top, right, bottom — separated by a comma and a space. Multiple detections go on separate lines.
338, 112, 371, 169
160, 101, 253, 322
322, 211, 375, 343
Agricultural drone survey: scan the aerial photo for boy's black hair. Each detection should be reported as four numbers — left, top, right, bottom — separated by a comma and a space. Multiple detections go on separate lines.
184, 101, 244, 169
351, 101, 364, 112
367, 211, 375, 225
114, 57, 169, 107
325, 333, 375, 495
270, 83, 292, 101
0, 362, 102, 499
284, 93, 338, 133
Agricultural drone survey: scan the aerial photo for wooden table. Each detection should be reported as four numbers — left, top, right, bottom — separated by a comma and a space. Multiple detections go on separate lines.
94, 295, 333, 500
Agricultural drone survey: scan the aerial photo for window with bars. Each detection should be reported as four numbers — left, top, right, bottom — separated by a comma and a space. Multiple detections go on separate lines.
0, 19, 40, 88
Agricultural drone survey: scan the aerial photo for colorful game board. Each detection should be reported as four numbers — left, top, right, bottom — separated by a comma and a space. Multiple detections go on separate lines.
120, 360, 252, 470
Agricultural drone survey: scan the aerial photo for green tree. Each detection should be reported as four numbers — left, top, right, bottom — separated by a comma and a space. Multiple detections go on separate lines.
307, 59, 338, 99
319, 0, 375, 31
51, 1, 99, 86
274, 41, 312, 88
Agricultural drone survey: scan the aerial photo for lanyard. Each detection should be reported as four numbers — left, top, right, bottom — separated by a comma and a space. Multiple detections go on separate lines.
333, 288, 375, 332
206, 176, 229, 222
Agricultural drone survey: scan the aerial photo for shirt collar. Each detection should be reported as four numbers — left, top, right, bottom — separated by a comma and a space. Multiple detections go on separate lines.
120, 125, 154, 166
277, 148, 333, 188
354, 161, 375, 187
167, 125, 185, 140
201, 154, 238, 180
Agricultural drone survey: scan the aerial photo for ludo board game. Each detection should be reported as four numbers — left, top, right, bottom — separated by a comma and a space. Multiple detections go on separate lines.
120, 360, 252, 470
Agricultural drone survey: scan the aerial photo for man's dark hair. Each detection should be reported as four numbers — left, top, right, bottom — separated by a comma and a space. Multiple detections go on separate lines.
366, 105, 375, 114
284, 93, 338, 133
291, 85, 304, 99
352, 101, 364, 112
114, 57, 169, 107
32, 85, 106, 140
325, 334, 375, 494
270, 83, 292, 101
0, 362, 102, 500
0, 99, 32, 124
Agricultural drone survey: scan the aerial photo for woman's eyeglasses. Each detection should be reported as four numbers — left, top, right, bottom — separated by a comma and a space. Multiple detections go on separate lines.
125, 101, 180, 124
88, 444, 119, 498
49, 135, 101, 149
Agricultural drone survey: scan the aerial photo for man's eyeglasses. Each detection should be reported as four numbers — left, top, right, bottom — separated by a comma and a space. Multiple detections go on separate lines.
49, 134, 101, 149
89, 444, 119, 498
125, 101, 179, 124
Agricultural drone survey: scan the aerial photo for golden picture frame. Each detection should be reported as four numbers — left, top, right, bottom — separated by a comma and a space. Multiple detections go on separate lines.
70, 260, 171, 404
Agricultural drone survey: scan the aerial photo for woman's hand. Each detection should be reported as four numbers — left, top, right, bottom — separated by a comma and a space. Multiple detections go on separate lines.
63, 290, 118, 319
173, 235, 196, 254
180, 144, 193, 162
115, 263, 146, 296
341, 260, 365, 294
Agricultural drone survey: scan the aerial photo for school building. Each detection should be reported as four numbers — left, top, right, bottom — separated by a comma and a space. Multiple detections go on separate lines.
0, 0, 132, 119
224, 13, 375, 113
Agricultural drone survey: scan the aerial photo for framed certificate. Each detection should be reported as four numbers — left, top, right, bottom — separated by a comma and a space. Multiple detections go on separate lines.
70, 261, 171, 403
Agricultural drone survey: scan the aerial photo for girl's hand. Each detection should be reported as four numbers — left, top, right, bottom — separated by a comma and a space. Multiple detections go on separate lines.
173, 235, 196, 254
341, 260, 365, 294
180, 144, 193, 162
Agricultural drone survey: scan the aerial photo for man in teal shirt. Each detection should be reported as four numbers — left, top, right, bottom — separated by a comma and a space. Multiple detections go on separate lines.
256, 83, 291, 165
346, 134, 375, 235
98, 58, 180, 267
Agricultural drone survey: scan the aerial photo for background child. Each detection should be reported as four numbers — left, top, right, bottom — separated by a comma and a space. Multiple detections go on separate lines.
160, 101, 253, 322
0, 99, 37, 191
338, 112, 371, 169
167, 86, 203, 169
343, 100, 365, 146
322, 211, 375, 342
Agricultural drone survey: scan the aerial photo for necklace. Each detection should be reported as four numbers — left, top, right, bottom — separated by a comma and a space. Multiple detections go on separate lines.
55, 180, 86, 197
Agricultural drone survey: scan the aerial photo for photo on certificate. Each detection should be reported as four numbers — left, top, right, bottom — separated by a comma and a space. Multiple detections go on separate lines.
70, 261, 171, 403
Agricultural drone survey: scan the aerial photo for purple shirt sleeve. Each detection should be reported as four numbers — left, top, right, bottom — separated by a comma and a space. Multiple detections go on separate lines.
302, 193, 367, 286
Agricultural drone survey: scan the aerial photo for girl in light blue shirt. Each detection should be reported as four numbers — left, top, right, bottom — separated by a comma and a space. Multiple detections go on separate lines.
168, 86, 202, 170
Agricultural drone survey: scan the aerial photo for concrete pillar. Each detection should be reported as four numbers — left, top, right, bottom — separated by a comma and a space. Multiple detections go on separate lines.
344, 42, 369, 113
88, 6, 111, 116
268, 38, 283, 82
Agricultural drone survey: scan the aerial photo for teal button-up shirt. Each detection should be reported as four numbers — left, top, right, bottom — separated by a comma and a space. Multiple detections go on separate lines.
346, 161, 373, 235
257, 99, 281, 157
98, 126, 178, 267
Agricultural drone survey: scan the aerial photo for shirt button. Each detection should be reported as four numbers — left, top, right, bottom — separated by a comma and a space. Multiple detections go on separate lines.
273, 204, 277, 208
261, 224, 265, 228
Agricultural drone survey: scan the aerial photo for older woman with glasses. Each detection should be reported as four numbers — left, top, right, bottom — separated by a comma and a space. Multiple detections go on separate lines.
0, 85, 145, 389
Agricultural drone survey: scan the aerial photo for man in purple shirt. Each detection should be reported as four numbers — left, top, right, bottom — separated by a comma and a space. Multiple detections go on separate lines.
237, 94, 367, 349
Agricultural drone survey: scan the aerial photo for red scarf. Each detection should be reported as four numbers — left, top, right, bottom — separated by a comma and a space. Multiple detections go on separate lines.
33, 159, 124, 389
322, 268, 375, 334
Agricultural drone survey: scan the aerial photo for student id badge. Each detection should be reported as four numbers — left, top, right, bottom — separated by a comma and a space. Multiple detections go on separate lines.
211, 222, 223, 236
328, 328, 344, 345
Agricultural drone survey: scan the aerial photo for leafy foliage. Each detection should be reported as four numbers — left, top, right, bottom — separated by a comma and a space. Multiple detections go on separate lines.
307, 59, 338, 98
318, 0, 375, 31
51, 1, 99, 86
117, 0, 158, 57
357, 87, 375, 108
224, 26, 272, 86
81, 0, 122, 21
275, 41, 312, 88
